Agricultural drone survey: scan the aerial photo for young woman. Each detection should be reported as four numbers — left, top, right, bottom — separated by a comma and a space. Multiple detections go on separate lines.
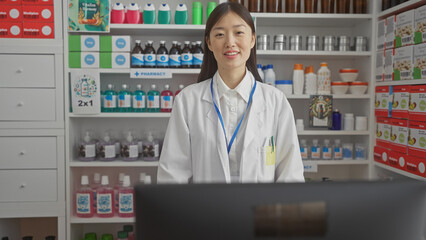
157, 2, 304, 183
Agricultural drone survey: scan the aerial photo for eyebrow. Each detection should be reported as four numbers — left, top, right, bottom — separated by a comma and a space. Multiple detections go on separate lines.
212, 24, 247, 31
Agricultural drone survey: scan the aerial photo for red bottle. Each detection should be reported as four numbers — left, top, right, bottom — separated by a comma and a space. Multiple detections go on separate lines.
161, 84, 174, 112
118, 175, 135, 218
96, 176, 114, 218
175, 84, 184, 96
75, 175, 94, 218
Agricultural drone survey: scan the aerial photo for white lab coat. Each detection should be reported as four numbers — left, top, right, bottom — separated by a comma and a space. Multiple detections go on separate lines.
157, 71, 304, 184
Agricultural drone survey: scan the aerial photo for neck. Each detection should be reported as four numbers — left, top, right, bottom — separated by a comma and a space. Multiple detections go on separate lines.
218, 66, 246, 89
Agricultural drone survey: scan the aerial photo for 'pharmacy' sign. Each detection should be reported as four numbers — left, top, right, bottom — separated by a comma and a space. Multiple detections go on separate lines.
130, 69, 172, 79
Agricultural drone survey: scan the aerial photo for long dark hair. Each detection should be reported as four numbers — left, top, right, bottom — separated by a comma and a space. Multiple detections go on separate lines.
197, 2, 262, 83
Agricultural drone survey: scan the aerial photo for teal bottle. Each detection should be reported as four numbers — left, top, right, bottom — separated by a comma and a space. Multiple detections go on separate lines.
118, 84, 132, 112
132, 84, 146, 112
174, 3, 188, 24
102, 84, 117, 112
147, 84, 160, 112
158, 3, 171, 24
143, 3, 156, 24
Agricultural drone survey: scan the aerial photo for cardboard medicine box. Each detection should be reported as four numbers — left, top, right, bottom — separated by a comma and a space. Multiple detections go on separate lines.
22, 5, 54, 23
388, 150, 407, 171
385, 15, 396, 49
69, 52, 99, 68
21, 0, 53, 5
373, 146, 390, 165
405, 154, 426, 178
384, 49, 394, 81
391, 85, 410, 119
408, 120, 426, 159
0, 5, 22, 22
69, 35, 100, 52
376, 51, 384, 82
413, 43, 426, 79
393, 45, 413, 81
100, 52, 130, 68
0, 22, 22, 38
409, 84, 426, 121
396, 9, 415, 47
377, 19, 386, 51
0, 0, 21, 4
389, 118, 408, 154
375, 86, 392, 117
22, 22, 53, 38
376, 117, 392, 148
100, 36, 131, 52
414, 5, 426, 44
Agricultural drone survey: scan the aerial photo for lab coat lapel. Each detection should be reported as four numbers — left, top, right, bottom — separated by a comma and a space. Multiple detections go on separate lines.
203, 79, 231, 183
240, 82, 265, 183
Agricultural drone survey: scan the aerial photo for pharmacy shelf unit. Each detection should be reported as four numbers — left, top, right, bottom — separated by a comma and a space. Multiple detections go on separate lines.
374, 162, 426, 181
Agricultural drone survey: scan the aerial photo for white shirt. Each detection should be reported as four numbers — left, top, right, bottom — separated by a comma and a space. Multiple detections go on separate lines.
214, 70, 253, 182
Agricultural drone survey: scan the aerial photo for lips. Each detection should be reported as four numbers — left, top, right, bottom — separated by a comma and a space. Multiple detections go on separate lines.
224, 50, 239, 56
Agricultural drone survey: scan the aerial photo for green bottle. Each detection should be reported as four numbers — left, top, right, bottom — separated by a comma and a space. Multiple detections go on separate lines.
118, 84, 132, 112
206, 2, 216, 20
132, 84, 146, 112
84, 233, 96, 240
102, 84, 117, 113
192, 2, 203, 25
100, 234, 113, 240
117, 231, 128, 240
147, 84, 160, 112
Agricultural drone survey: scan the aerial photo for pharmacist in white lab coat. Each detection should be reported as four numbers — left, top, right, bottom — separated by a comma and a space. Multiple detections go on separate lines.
157, 2, 304, 184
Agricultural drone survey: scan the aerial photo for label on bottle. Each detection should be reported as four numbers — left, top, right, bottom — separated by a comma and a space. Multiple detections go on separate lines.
84, 144, 96, 158
119, 192, 134, 214
144, 54, 156, 66
154, 143, 159, 157
156, 54, 169, 67
300, 147, 308, 159
322, 147, 332, 159
161, 95, 173, 109
193, 53, 203, 66
169, 54, 181, 66
181, 53, 193, 66
133, 95, 145, 109
118, 94, 131, 108
76, 193, 91, 214
148, 95, 160, 109
104, 145, 115, 158
334, 147, 343, 159
92, 189, 97, 209
104, 95, 117, 108
115, 142, 120, 155
311, 147, 320, 159
97, 193, 113, 214
129, 145, 138, 158
131, 53, 144, 67
138, 140, 143, 153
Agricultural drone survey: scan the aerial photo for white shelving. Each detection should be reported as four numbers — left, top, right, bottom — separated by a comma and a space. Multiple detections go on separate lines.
374, 162, 426, 181
257, 50, 372, 59
109, 24, 205, 35
287, 94, 370, 99
303, 160, 370, 165
70, 161, 159, 167
70, 217, 135, 224
378, 0, 426, 18
375, 79, 426, 86
297, 130, 370, 136
69, 113, 171, 118
94, 68, 201, 74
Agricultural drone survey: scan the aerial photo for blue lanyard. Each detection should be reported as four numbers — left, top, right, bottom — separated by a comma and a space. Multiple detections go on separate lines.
210, 77, 257, 154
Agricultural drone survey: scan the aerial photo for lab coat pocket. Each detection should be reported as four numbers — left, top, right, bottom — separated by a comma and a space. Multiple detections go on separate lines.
257, 146, 275, 182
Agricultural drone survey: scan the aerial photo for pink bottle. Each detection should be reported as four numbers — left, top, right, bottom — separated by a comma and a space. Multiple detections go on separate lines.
175, 84, 184, 96
111, 3, 125, 24
139, 10, 143, 24
118, 175, 135, 218
75, 175, 94, 218
114, 173, 125, 212
96, 175, 115, 218
160, 84, 173, 112
90, 172, 101, 212
126, 3, 140, 24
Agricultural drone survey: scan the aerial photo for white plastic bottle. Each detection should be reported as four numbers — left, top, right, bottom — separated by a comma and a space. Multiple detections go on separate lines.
322, 139, 332, 160
264, 64, 276, 86
142, 132, 160, 161
257, 64, 264, 82
121, 132, 139, 161
317, 62, 331, 94
78, 132, 96, 161
304, 65, 317, 94
292, 63, 304, 95
299, 139, 309, 160
333, 139, 343, 160
311, 139, 321, 160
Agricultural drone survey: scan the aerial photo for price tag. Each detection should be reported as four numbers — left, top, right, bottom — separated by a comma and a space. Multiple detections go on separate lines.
130, 69, 172, 79
303, 161, 318, 173
71, 69, 101, 114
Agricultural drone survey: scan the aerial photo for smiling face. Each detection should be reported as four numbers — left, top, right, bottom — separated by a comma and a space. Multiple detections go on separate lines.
206, 11, 255, 74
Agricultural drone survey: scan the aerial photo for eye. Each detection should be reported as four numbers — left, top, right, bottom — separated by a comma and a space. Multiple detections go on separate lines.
215, 33, 224, 37
237, 31, 244, 35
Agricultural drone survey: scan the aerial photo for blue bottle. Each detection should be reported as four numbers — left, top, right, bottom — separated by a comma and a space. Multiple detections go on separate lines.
331, 109, 342, 130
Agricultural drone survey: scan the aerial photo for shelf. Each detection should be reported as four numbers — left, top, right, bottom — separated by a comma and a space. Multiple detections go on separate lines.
97, 68, 200, 74
252, 13, 372, 27
378, 0, 425, 19
297, 130, 370, 135
375, 79, 426, 86
0, 39, 63, 54
287, 94, 370, 99
374, 162, 426, 181
303, 160, 369, 165
69, 113, 171, 118
109, 24, 205, 36
70, 161, 159, 167
257, 50, 372, 59
70, 217, 135, 224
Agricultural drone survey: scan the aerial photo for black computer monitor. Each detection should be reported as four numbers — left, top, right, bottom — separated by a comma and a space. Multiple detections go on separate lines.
135, 181, 426, 240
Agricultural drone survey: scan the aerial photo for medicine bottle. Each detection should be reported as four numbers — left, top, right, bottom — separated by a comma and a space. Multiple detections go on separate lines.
78, 132, 96, 161
248, 0, 263, 12
285, 0, 301, 13
299, 139, 309, 160
311, 139, 321, 159
336, 0, 350, 13
96, 176, 114, 218
322, 139, 332, 160
121, 132, 139, 161
353, 0, 367, 14
144, 41, 156, 68
333, 139, 343, 160
304, 0, 318, 13
321, 0, 334, 13
267, 0, 281, 12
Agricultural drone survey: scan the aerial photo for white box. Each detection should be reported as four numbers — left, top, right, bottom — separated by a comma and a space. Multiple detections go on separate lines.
413, 43, 426, 79
112, 52, 130, 68
386, 15, 396, 49
81, 52, 99, 69
376, 51, 384, 82
377, 19, 386, 51
81, 35, 99, 51
394, 45, 413, 80
414, 5, 426, 44
396, 9, 415, 47
384, 49, 394, 82
70, 69, 101, 114
112, 36, 131, 52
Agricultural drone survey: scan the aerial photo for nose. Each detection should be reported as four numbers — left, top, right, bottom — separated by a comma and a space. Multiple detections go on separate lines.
225, 33, 235, 48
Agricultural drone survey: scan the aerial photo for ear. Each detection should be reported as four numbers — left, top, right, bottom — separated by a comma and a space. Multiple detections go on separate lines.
206, 36, 213, 52
250, 33, 255, 49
